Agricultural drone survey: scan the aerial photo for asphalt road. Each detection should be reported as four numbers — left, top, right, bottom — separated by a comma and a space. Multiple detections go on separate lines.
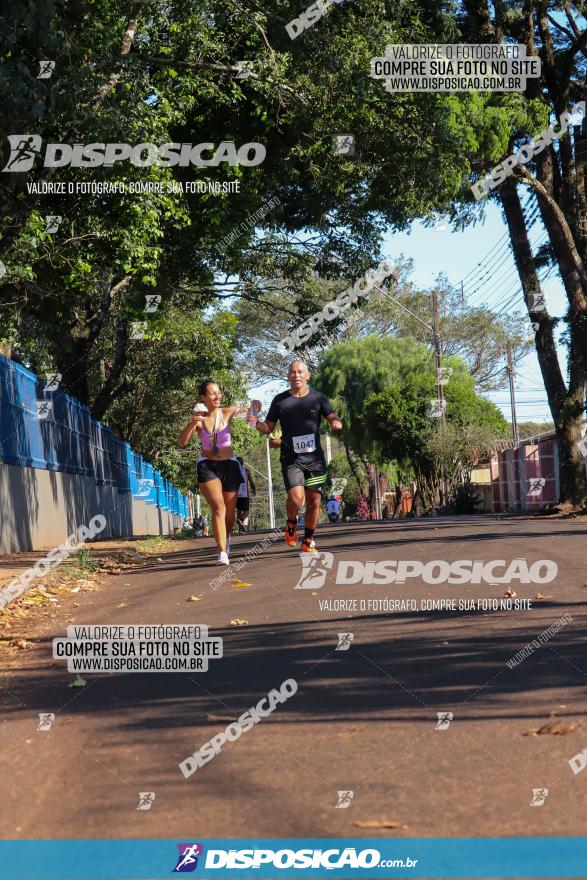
1, 515, 587, 843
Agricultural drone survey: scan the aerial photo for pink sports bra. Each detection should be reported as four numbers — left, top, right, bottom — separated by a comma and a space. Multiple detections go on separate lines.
200, 410, 232, 451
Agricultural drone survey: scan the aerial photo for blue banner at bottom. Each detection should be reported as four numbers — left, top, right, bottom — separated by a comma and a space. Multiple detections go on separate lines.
0, 838, 584, 879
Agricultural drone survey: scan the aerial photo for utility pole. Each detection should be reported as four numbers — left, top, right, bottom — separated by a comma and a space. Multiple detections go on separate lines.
265, 437, 276, 529
371, 279, 447, 509
432, 289, 447, 508
507, 342, 519, 447
325, 433, 332, 465
374, 467, 382, 519
432, 289, 445, 422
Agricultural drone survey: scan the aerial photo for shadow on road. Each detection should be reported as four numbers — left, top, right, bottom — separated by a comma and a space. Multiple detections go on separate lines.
3, 603, 586, 732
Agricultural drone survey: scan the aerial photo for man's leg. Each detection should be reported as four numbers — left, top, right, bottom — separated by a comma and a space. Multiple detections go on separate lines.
301, 489, 322, 550
286, 486, 305, 520
282, 462, 305, 547
300, 458, 327, 550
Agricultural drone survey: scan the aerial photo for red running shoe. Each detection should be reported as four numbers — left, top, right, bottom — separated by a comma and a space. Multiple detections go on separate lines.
285, 520, 298, 547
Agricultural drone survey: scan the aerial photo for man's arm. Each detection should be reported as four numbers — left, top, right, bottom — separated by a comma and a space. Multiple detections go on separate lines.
255, 418, 276, 435
320, 392, 342, 432
253, 398, 278, 435
326, 412, 343, 432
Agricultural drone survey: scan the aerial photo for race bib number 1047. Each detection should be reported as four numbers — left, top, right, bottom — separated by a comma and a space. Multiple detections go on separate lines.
293, 433, 316, 453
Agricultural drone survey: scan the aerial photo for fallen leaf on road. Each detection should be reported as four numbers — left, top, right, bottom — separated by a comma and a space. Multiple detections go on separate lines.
157, 557, 163, 561
535, 593, 553, 600
231, 581, 251, 588
70, 587, 80, 593
353, 820, 405, 830
117, 602, 128, 608
206, 713, 234, 722
186, 596, 201, 602
504, 588, 517, 598
230, 619, 248, 626
524, 720, 578, 736
68, 674, 87, 688
9, 638, 34, 649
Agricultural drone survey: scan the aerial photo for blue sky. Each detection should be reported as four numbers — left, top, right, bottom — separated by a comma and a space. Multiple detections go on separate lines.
253, 201, 564, 427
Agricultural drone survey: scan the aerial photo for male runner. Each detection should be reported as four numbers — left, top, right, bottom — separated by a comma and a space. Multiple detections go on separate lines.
249, 361, 342, 553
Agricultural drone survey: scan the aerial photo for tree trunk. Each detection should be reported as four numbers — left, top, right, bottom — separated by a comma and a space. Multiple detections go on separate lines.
57, 342, 90, 405
344, 443, 367, 495
362, 457, 376, 514
500, 179, 587, 505
91, 322, 129, 420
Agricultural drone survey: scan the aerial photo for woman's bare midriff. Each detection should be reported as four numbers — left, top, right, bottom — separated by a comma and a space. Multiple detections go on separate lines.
200, 447, 234, 462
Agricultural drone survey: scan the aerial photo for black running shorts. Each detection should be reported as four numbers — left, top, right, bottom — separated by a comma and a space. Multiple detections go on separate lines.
281, 454, 328, 493
197, 457, 242, 492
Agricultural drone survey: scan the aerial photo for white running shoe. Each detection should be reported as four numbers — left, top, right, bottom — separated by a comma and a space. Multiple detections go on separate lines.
216, 551, 230, 565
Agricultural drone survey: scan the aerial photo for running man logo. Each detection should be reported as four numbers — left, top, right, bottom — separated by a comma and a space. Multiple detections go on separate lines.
330, 477, 348, 495
131, 321, 148, 340
336, 632, 354, 651
293, 551, 334, 589
428, 399, 446, 418
527, 290, 547, 313
37, 60, 55, 79
236, 61, 254, 79
35, 401, 53, 420
37, 712, 55, 731
436, 366, 453, 386
44, 372, 61, 391
136, 479, 154, 499
524, 320, 540, 340
530, 788, 548, 806
144, 294, 161, 313
173, 843, 204, 872
435, 711, 453, 730
45, 215, 62, 233
137, 792, 156, 811
527, 477, 546, 498
2, 135, 42, 172
333, 134, 355, 156
335, 790, 353, 808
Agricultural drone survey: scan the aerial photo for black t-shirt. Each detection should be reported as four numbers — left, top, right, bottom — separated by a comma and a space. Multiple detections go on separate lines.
266, 388, 334, 462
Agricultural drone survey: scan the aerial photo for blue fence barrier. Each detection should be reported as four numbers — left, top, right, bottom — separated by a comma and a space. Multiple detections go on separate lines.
0, 354, 189, 518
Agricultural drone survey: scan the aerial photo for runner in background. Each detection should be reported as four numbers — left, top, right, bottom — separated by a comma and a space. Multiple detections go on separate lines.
248, 361, 342, 554
236, 457, 256, 533
326, 495, 340, 523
